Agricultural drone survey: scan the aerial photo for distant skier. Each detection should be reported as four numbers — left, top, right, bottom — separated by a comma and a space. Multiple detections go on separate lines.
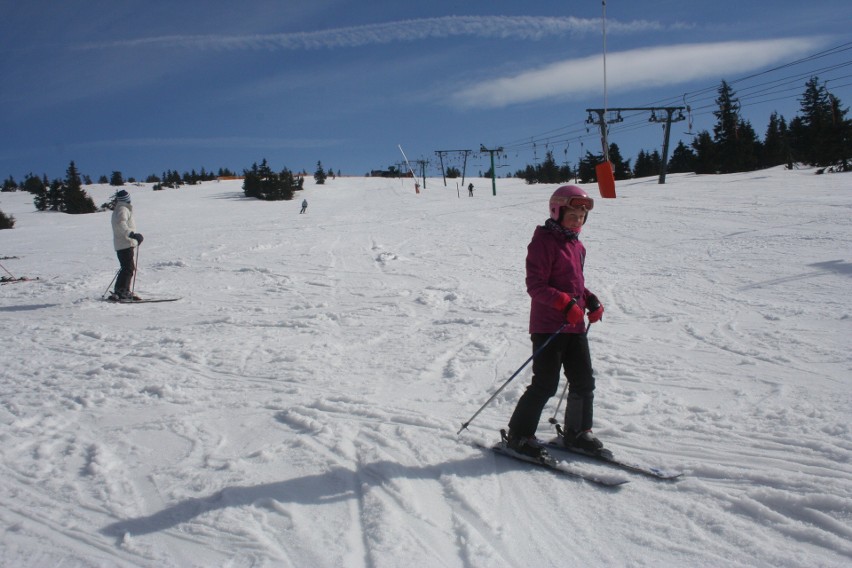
109, 190, 144, 301
300, 199, 308, 214
468, 183, 474, 197
504, 185, 605, 458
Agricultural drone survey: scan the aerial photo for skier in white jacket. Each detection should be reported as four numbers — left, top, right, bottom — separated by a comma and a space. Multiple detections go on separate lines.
110, 190, 144, 300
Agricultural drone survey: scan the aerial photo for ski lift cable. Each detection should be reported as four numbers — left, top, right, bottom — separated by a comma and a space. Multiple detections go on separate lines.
500, 120, 590, 149
505, 53, 846, 154
680, 59, 852, 110
644, 46, 852, 109
683, 66, 852, 119
494, 43, 851, 154
534, 60, 850, 151
682, 56, 852, 106
500, 72, 845, 160
679, 42, 852, 101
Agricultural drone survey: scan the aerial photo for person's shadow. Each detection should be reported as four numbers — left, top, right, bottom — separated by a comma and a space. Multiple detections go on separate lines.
101, 453, 504, 538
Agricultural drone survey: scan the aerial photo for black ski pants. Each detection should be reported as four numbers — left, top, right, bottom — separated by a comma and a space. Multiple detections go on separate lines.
508, 332, 595, 438
115, 247, 136, 294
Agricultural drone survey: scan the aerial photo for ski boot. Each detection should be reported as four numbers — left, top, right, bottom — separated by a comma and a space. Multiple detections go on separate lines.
504, 430, 548, 459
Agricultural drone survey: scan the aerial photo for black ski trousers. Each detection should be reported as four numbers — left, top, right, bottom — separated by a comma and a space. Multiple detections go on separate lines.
115, 247, 135, 295
508, 332, 595, 438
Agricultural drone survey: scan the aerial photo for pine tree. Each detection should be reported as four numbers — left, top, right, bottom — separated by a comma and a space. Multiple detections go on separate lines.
712, 81, 739, 173
62, 161, 97, 214
23, 173, 46, 195
243, 160, 265, 199
31, 175, 49, 210
735, 119, 761, 172
691, 130, 717, 174
790, 77, 851, 168
830, 92, 852, 170
314, 161, 327, 185
0, 209, 14, 229
578, 151, 599, 183
572, 147, 628, 182
65, 161, 82, 193
650, 150, 662, 177
110, 171, 125, 186
242, 159, 298, 201
2, 176, 17, 192
761, 112, 791, 168
514, 150, 573, 184
608, 143, 632, 180
46, 179, 63, 211
711, 81, 760, 173
33, 182, 48, 211
632, 149, 661, 178
538, 151, 561, 183
667, 141, 696, 173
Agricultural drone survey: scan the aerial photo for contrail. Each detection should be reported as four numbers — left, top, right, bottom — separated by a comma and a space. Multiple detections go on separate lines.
76, 15, 666, 52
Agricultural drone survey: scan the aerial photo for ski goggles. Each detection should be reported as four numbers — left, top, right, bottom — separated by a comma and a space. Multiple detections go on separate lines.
551, 195, 594, 211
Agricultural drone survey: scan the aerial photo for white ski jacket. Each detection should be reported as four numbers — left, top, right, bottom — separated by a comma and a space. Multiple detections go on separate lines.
111, 203, 137, 251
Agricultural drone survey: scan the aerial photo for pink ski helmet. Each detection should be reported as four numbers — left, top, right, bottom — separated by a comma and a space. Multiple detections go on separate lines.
549, 185, 594, 223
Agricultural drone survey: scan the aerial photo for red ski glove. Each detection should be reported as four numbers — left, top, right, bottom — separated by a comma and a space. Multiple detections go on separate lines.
586, 293, 604, 323
587, 304, 604, 323
563, 298, 584, 325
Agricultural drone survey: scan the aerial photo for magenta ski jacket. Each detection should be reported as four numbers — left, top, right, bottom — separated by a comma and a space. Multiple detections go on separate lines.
525, 224, 592, 334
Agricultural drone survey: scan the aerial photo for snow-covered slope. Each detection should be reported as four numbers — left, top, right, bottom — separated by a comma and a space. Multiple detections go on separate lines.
1, 169, 849, 567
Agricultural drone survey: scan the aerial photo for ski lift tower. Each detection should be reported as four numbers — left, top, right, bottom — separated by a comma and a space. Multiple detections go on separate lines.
585, 106, 685, 184
479, 145, 504, 196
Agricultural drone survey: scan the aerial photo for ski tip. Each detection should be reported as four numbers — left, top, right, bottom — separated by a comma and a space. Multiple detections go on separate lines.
650, 470, 684, 481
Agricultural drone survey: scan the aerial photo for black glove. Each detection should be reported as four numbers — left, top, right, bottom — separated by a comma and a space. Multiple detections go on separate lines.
129, 232, 144, 244
586, 293, 601, 312
585, 293, 604, 323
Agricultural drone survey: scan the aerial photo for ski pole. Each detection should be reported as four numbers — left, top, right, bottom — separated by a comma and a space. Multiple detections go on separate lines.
548, 322, 592, 428
549, 381, 571, 428
102, 269, 120, 298
131, 244, 139, 295
458, 323, 567, 435
0, 261, 16, 279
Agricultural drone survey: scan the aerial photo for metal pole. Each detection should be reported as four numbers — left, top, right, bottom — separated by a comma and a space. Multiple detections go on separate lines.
131, 245, 139, 295
102, 269, 120, 298
458, 323, 567, 435
461, 150, 469, 187
490, 151, 497, 196
0, 261, 16, 279
601, 0, 609, 162
480, 145, 503, 196
398, 145, 419, 193
659, 108, 675, 184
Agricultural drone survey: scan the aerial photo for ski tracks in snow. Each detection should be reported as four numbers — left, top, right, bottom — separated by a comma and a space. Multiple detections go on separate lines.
1, 175, 850, 566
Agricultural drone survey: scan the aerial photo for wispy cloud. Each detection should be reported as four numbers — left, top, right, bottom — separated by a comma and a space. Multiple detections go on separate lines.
72, 137, 340, 150
450, 38, 824, 108
76, 15, 667, 51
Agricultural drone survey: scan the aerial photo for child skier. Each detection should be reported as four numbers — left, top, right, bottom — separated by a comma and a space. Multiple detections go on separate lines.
505, 185, 605, 458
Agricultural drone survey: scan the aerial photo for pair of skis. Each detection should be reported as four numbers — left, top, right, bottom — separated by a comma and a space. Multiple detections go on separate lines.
1, 276, 39, 285
485, 429, 682, 487
104, 296, 180, 304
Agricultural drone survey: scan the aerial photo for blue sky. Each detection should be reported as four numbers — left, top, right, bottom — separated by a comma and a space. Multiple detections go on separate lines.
1, 1, 850, 182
